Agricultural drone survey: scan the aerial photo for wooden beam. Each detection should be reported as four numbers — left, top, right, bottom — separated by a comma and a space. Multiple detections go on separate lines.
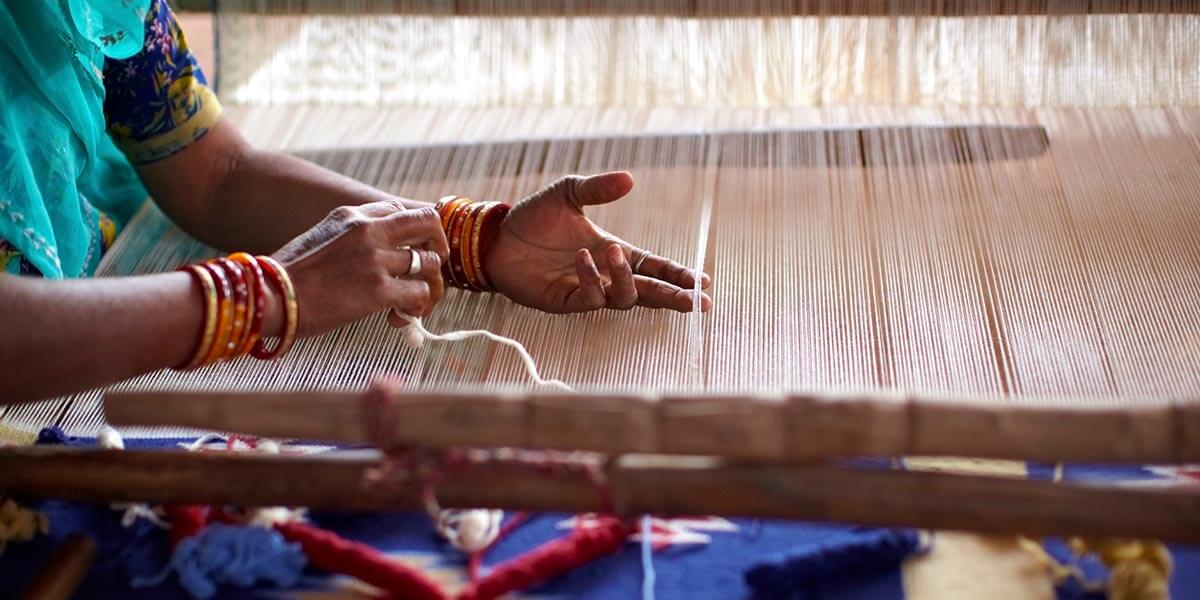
105, 389, 1200, 464
2, 446, 1199, 542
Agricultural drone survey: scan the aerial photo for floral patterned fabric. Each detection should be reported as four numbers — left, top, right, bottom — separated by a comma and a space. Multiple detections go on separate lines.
103, 0, 222, 165
0, 0, 219, 277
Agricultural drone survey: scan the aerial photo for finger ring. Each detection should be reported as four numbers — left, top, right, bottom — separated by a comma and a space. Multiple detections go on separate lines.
632, 250, 651, 275
407, 247, 422, 275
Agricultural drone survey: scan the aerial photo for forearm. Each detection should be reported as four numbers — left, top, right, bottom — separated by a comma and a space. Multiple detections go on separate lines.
205, 148, 432, 252
138, 121, 431, 254
0, 273, 202, 404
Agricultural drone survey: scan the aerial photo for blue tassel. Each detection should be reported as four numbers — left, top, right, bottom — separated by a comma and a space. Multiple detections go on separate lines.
744, 528, 921, 597
132, 523, 307, 599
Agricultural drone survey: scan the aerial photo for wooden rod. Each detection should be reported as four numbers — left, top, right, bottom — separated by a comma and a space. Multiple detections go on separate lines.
104, 389, 1200, 464
1, 446, 1199, 542
18, 534, 97, 600
205, 0, 1193, 17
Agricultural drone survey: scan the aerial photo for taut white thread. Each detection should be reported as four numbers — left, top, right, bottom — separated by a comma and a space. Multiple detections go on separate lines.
401, 317, 573, 392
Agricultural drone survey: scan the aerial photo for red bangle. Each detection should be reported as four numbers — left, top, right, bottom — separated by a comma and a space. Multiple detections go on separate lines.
478, 203, 510, 291
211, 257, 249, 360
228, 252, 267, 357
444, 202, 472, 290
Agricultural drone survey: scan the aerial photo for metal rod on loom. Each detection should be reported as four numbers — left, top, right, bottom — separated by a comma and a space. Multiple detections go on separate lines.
2, 445, 1199, 543
104, 390, 1200, 464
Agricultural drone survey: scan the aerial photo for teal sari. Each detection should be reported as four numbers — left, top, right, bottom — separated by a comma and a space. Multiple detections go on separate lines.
0, 0, 150, 278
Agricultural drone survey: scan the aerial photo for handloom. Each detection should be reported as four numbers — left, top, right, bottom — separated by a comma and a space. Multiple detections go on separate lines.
4, 0, 1200, 596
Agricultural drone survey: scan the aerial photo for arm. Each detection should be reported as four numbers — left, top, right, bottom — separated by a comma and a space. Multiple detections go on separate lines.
136, 120, 426, 254
0, 272, 202, 403
0, 201, 445, 406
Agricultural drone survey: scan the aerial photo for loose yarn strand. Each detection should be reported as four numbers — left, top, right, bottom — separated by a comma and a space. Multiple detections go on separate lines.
402, 317, 573, 392
640, 515, 656, 600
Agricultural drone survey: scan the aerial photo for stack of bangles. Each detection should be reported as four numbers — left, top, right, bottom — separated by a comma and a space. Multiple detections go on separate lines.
176, 253, 298, 371
435, 195, 511, 292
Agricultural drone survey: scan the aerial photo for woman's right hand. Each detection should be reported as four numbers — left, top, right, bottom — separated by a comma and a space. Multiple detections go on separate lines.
268, 200, 449, 338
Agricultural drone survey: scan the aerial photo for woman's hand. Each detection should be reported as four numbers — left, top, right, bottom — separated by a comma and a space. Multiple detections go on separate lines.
271, 200, 449, 337
485, 172, 712, 314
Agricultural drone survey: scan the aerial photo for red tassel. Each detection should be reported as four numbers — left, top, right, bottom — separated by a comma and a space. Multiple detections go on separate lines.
456, 517, 633, 600
275, 521, 449, 600
164, 505, 209, 547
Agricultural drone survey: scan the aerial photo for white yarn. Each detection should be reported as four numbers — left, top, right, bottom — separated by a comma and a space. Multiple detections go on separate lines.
97, 425, 170, 529
435, 508, 503, 553
401, 317, 573, 392
96, 425, 125, 450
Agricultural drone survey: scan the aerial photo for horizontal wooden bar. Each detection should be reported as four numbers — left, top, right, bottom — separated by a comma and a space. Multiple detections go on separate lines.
2, 446, 1198, 542
104, 389, 1200, 464
204, 0, 1194, 16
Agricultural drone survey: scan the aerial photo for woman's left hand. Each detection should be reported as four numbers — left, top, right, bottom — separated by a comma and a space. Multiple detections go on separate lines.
484, 171, 712, 314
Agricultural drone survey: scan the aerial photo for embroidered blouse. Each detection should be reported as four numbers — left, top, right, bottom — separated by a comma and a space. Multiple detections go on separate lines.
0, 0, 221, 275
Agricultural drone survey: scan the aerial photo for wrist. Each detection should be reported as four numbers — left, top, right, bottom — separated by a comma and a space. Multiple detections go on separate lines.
175, 253, 297, 371
434, 195, 510, 292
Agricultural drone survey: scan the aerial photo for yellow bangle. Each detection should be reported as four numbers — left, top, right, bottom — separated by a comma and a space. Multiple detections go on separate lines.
199, 262, 235, 367
251, 256, 299, 361
178, 265, 218, 370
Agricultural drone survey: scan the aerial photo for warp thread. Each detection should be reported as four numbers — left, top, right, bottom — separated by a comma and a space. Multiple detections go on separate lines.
400, 317, 573, 391
743, 528, 922, 597
132, 523, 307, 599
0, 498, 49, 555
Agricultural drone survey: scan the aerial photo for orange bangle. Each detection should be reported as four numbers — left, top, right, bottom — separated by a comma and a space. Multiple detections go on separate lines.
200, 262, 235, 366
177, 265, 218, 370
212, 258, 250, 360
228, 252, 266, 357
252, 256, 299, 361
445, 202, 472, 289
459, 202, 486, 290
436, 195, 468, 230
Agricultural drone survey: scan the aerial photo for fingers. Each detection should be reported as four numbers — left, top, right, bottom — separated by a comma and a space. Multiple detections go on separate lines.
605, 244, 637, 310
383, 278, 433, 319
628, 249, 712, 289
379, 248, 442, 279
371, 206, 450, 262
386, 309, 414, 329
572, 248, 607, 311
381, 247, 445, 315
567, 171, 635, 209
634, 276, 712, 313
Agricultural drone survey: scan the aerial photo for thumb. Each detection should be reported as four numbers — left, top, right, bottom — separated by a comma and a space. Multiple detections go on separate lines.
572, 171, 635, 207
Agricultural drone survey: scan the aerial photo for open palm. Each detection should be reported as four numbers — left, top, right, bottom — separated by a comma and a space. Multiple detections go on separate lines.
484, 172, 712, 314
